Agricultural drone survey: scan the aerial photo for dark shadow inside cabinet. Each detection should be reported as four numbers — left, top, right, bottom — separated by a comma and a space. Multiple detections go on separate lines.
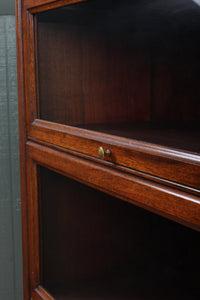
39, 166, 200, 300
36, 0, 200, 153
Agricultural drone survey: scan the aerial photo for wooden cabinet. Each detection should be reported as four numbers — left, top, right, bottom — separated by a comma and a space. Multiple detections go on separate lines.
16, 0, 200, 299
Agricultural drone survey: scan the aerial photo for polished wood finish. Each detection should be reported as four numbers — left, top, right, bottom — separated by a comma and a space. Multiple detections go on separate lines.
28, 119, 200, 190
32, 286, 54, 300
26, 141, 200, 229
24, 0, 86, 11
16, 0, 200, 299
15, 0, 30, 298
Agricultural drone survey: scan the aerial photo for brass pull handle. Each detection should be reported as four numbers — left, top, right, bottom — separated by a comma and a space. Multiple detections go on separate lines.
98, 147, 111, 160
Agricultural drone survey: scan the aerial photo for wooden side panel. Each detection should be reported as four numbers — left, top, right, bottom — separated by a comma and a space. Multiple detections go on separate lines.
15, 0, 30, 299
26, 158, 40, 292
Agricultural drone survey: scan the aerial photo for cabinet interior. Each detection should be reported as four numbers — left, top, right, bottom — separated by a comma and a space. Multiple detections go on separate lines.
39, 166, 200, 300
36, 0, 200, 153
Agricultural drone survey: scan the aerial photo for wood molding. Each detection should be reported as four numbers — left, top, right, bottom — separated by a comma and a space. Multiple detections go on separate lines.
26, 141, 200, 231
28, 119, 200, 190
24, 0, 87, 13
32, 286, 55, 300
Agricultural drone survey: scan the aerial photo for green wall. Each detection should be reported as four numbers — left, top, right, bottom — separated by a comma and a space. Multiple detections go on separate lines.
0, 0, 15, 15
0, 15, 23, 300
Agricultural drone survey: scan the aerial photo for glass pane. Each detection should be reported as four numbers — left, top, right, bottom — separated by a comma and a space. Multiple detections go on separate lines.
39, 166, 200, 300
36, 0, 200, 153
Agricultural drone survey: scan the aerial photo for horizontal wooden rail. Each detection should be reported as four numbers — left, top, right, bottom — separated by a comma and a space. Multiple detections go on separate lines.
27, 141, 200, 231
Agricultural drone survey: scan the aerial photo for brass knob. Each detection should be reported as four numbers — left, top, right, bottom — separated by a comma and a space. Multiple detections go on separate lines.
98, 147, 111, 160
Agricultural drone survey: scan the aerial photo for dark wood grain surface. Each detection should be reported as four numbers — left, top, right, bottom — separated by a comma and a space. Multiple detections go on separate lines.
26, 141, 200, 230
28, 120, 200, 190
37, 23, 150, 126
36, 0, 200, 127
39, 167, 200, 300
25, 0, 86, 11
16, 0, 200, 299
78, 122, 200, 153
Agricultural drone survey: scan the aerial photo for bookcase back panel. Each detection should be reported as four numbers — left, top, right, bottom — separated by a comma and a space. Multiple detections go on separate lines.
36, 0, 200, 153
37, 22, 151, 125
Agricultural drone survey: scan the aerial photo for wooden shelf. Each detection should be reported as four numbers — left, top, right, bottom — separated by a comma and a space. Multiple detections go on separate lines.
45, 274, 200, 300
78, 122, 200, 153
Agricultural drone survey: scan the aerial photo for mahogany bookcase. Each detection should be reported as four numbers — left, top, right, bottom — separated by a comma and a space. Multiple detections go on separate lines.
16, 0, 200, 299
